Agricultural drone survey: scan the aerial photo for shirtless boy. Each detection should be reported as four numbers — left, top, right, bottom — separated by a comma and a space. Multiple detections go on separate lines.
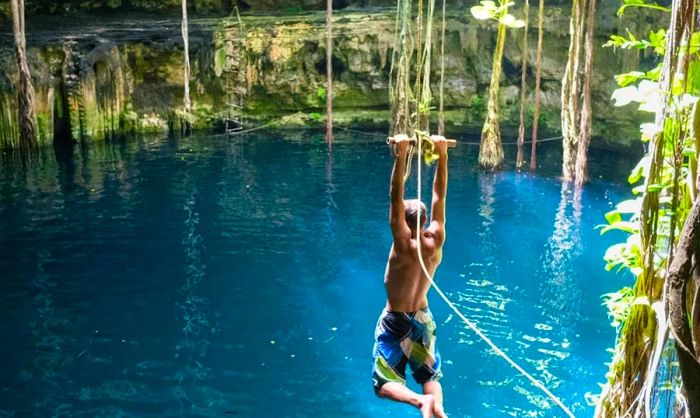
373, 136, 449, 418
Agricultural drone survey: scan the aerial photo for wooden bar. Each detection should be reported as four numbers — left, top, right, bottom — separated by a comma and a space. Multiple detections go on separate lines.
387, 134, 457, 147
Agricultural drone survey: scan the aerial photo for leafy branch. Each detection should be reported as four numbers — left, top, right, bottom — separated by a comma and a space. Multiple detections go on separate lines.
470, 0, 525, 28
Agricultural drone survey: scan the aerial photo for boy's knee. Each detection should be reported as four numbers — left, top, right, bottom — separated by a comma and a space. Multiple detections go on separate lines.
374, 383, 386, 398
374, 381, 399, 399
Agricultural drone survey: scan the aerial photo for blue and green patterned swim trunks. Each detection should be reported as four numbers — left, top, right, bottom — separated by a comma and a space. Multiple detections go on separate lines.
372, 307, 442, 391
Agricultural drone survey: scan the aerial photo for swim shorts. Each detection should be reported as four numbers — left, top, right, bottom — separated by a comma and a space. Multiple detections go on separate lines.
372, 307, 442, 391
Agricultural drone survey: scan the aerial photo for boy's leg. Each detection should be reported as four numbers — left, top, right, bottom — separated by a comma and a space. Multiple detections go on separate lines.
377, 383, 435, 418
410, 308, 446, 418
422, 381, 447, 418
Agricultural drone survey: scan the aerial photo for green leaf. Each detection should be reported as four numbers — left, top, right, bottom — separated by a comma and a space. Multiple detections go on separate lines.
631, 296, 650, 307
615, 71, 646, 87
497, 13, 524, 28
649, 29, 666, 55
616, 198, 642, 214
646, 64, 662, 81
471, 5, 493, 20
604, 244, 627, 260
317, 86, 327, 101
600, 221, 639, 234
687, 61, 700, 95
618, 0, 671, 16
638, 80, 663, 112
640, 123, 662, 142
480, 0, 497, 9
682, 146, 696, 156
498, 13, 514, 25
612, 86, 639, 107
605, 210, 622, 224
677, 94, 699, 110
629, 155, 651, 184
690, 32, 700, 55
604, 35, 628, 48
672, 77, 686, 96
630, 266, 643, 277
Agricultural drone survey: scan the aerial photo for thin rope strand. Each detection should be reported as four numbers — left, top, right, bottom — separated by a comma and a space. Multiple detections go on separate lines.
414, 136, 576, 418
438, 0, 446, 136
336, 126, 563, 144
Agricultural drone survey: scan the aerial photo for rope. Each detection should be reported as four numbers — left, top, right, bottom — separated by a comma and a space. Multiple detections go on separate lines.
404, 144, 416, 182
415, 0, 424, 101
213, 120, 563, 146
210, 111, 307, 138
341, 125, 563, 145
472, 135, 563, 146
336, 126, 388, 137
417, 0, 435, 133
437, 0, 446, 136
413, 135, 576, 418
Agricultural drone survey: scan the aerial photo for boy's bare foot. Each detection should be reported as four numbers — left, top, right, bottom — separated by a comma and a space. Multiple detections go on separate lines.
433, 404, 448, 418
417, 394, 435, 418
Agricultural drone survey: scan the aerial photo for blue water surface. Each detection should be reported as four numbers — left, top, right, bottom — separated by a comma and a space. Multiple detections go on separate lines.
0, 131, 639, 417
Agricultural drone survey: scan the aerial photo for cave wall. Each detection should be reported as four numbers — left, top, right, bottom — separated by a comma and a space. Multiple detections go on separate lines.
0, 7, 660, 148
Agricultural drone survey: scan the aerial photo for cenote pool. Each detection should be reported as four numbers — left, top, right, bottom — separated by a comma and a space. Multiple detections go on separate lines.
0, 131, 640, 417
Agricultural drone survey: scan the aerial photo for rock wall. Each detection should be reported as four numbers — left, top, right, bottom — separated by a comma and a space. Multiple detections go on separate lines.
0, 0, 606, 17
0, 7, 659, 148
0, 0, 457, 17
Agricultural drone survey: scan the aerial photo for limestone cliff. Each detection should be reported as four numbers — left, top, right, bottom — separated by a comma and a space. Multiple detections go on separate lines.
0, 7, 657, 148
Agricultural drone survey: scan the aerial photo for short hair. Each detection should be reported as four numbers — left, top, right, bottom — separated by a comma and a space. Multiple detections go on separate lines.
404, 199, 427, 229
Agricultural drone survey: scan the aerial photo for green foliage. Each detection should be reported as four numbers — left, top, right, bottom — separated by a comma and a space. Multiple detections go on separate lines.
597, 2, 700, 414
470, 0, 525, 28
317, 87, 327, 102
604, 29, 666, 55
602, 287, 651, 327
468, 95, 487, 117
602, 9, 700, 363
308, 112, 322, 121
616, 0, 670, 17
35, 113, 52, 145
416, 101, 435, 117
684, 62, 700, 97
283, 5, 304, 14
415, 130, 440, 165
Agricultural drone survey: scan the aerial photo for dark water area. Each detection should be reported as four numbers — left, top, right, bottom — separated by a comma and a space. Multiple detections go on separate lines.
0, 131, 640, 417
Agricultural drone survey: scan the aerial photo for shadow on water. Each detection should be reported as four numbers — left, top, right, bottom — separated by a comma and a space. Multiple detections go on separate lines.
0, 132, 639, 417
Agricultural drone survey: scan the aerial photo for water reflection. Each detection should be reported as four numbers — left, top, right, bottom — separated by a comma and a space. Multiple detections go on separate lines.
31, 249, 71, 414
519, 182, 584, 412
541, 183, 583, 326
457, 173, 510, 341
171, 189, 223, 415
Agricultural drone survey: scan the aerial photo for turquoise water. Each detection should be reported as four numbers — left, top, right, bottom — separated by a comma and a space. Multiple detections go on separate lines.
0, 131, 637, 417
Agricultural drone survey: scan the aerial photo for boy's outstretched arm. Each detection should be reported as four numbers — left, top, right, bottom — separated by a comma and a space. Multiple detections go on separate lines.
390, 135, 411, 251
429, 137, 448, 246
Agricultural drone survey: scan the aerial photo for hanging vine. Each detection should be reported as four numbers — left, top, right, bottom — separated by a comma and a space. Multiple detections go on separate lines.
389, 0, 440, 165
470, 0, 525, 171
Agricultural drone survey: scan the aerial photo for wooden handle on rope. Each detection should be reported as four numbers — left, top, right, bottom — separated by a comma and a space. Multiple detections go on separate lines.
387, 134, 457, 147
